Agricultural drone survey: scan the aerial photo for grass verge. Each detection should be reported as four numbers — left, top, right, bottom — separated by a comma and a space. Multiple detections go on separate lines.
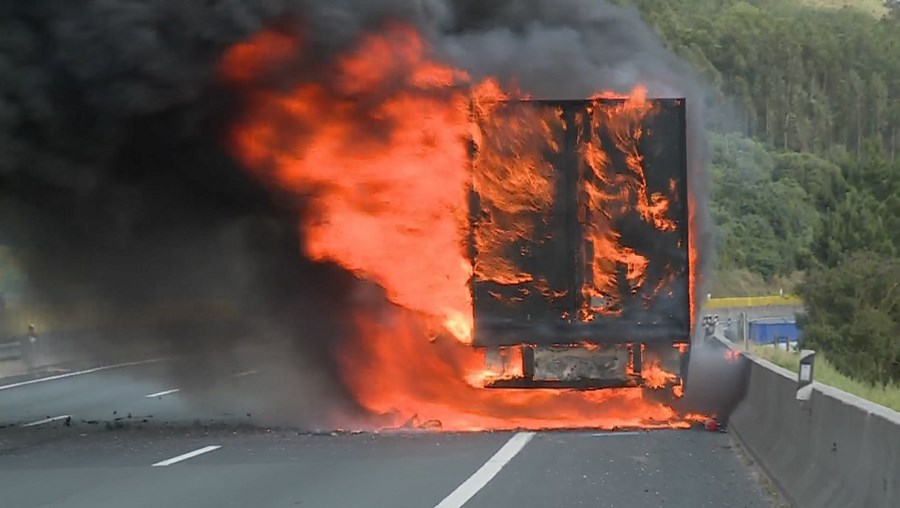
709, 269, 803, 298
750, 344, 900, 412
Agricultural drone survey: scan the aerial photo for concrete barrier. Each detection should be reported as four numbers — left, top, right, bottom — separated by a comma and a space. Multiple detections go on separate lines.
0, 317, 254, 383
0, 340, 21, 361
724, 337, 900, 507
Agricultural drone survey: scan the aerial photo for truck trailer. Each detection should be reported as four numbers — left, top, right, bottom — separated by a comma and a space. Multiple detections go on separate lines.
468, 97, 691, 391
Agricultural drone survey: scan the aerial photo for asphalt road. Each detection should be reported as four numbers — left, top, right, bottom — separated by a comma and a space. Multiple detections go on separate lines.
0, 358, 778, 508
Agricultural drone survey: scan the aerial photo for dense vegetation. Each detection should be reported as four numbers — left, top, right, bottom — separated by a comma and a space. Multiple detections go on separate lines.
630, 0, 900, 159
618, 0, 900, 385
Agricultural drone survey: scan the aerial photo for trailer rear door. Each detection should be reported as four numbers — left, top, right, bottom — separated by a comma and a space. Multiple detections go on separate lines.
469, 99, 690, 347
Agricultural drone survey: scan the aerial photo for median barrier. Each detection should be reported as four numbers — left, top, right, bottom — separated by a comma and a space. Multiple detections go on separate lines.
0, 340, 21, 361
0, 317, 253, 379
722, 336, 900, 507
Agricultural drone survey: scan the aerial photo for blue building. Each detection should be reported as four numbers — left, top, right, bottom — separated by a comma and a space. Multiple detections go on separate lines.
748, 317, 800, 346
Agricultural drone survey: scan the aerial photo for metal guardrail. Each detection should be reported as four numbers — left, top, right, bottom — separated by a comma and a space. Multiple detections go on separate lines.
0, 339, 21, 361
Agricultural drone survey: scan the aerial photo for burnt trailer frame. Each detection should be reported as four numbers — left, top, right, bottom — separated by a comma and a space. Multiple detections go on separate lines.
468, 98, 690, 388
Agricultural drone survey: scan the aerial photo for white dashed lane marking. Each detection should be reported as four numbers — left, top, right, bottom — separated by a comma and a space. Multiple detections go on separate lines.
152, 445, 222, 467
145, 388, 180, 398
434, 432, 535, 508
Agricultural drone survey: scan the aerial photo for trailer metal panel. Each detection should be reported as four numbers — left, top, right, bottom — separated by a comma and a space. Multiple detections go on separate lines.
469, 99, 690, 348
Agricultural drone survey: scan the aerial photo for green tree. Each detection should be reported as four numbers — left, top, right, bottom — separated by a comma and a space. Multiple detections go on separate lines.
772, 152, 843, 211
801, 252, 900, 386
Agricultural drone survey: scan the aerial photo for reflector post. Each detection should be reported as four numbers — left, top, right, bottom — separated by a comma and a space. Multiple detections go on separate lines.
797, 349, 815, 401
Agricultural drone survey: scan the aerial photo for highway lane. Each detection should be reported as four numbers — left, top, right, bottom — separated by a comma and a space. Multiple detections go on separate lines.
0, 429, 513, 508
0, 360, 779, 508
0, 428, 776, 508
0, 360, 180, 426
465, 431, 769, 508
0, 355, 281, 429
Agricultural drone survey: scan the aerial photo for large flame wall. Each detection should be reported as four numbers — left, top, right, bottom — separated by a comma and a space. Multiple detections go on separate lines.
222, 24, 703, 431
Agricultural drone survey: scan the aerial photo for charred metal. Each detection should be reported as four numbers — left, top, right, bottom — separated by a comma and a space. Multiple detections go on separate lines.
469, 99, 690, 390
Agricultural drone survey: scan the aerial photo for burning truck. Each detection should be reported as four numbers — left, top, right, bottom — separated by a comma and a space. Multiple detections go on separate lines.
223, 26, 702, 429
469, 97, 691, 394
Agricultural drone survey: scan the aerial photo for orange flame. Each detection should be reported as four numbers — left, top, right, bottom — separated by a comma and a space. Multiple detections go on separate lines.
470, 100, 559, 286
642, 360, 678, 390
222, 24, 700, 431
222, 25, 476, 343
341, 306, 693, 431
577, 91, 677, 318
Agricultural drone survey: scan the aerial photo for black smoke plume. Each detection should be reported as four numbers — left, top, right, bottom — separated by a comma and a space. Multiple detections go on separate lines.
0, 0, 711, 426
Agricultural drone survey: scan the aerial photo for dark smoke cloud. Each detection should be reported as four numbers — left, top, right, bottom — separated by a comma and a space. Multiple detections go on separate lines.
0, 0, 711, 425
438, 1, 691, 97
0, 0, 368, 423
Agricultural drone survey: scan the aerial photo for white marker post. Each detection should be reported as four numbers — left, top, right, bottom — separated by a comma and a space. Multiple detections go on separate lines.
796, 349, 815, 401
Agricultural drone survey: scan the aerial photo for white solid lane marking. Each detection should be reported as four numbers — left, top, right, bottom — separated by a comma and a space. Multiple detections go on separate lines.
592, 431, 642, 437
0, 358, 165, 392
232, 370, 257, 378
152, 445, 221, 467
145, 388, 180, 398
434, 432, 535, 508
23, 415, 71, 427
